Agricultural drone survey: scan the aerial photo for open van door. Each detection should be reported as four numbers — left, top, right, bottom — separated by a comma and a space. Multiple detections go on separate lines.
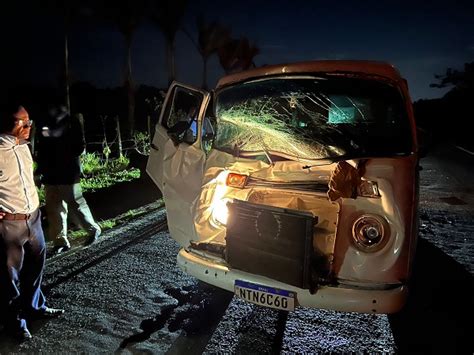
146, 82, 210, 247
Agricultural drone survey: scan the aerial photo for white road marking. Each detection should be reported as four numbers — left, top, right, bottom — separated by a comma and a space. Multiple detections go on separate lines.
455, 145, 474, 156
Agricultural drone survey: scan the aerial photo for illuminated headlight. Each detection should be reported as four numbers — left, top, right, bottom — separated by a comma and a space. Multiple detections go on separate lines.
211, 198, 230, 226
352, 214, 388, 251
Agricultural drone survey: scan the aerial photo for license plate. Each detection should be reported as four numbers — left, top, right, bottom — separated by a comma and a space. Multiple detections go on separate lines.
234, 280, 295, 311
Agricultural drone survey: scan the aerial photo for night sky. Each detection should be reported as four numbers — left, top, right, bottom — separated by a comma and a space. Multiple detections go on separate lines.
2, 0, 473, 100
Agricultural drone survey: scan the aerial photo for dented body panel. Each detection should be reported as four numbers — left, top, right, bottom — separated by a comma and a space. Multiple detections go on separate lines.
146, 60, 419, 314
177, 249, 407, 313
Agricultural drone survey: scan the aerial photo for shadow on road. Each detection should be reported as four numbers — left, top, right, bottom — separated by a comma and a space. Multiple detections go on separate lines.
120, 282, 233, 354
388, 238, 474, 354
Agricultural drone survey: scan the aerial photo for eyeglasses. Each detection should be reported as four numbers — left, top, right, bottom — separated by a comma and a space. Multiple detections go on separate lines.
16, 119, 34, 128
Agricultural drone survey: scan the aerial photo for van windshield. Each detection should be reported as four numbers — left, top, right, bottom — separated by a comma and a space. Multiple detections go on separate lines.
214, 76, 413, 161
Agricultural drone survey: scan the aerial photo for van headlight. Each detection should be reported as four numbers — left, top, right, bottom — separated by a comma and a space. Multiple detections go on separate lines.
352, 214, 388, 251
211, 198, 230, 226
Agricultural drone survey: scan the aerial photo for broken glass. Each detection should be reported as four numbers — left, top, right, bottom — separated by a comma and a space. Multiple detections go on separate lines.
215, 76, 412, 161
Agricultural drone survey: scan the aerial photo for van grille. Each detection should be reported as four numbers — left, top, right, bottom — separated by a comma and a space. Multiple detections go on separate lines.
225, 200, 316, 289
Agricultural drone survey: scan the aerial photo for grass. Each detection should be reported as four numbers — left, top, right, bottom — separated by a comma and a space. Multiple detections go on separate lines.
80, 153, 140, 192
36, 153, 141, 204
80, 168, 140, 192
39, 150, 148, 242
68, 199, 164, 240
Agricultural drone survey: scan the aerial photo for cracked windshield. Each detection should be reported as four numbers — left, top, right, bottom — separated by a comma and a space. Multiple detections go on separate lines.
215, 77, 413, 161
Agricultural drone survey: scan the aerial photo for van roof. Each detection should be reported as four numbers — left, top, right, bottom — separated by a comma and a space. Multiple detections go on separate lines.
216, 60, 405, 89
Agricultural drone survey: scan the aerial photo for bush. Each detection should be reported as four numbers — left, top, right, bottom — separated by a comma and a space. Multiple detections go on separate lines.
37, 185, 45, 203
80, 168, 140, 192
107, 155, 130, 173
79, 152, 138, 192
80, 152, 131, 176
133, 131, 150, 156
36, 152, 140, 205
81, 152, 103, 176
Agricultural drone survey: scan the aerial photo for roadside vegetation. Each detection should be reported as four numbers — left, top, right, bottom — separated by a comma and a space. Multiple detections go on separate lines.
80, 153, 140, 192
69, 199, 164, 239
33, 111, 156, 245
37, 144, 161, 245
36, 152, 141, 205
414, 61, 473, 151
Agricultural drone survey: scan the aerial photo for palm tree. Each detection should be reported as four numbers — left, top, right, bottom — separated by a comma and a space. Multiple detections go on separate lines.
195, 16, 231, 89
149, 0, 188, 86
218, 37, 260, 74
100, 0, 146, 135
45, 0, 90, 113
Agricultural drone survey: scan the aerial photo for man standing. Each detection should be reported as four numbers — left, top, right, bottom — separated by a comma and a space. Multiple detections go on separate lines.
37, 105, 101, 254
0, 103, 64, 342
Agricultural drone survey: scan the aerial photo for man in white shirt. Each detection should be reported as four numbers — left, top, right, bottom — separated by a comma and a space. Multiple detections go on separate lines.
0, 102, 64, 342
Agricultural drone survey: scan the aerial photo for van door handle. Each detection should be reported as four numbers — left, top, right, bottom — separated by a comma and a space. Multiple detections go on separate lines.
151, 143, 159, 151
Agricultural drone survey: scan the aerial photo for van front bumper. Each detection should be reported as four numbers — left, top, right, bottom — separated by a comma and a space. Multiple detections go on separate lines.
177, 248, 408, 314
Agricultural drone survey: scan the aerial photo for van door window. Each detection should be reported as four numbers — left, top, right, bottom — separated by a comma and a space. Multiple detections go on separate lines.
163, 87, 203, 145
202, 103, 216, 154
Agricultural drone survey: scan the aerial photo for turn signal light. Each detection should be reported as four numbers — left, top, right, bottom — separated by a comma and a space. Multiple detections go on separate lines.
226, 173, 248, 188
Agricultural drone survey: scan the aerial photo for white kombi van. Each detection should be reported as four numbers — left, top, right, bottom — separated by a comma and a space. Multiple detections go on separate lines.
147, 60, 419, 314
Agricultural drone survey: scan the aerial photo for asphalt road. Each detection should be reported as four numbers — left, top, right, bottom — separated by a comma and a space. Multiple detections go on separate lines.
0, 146, 472, 353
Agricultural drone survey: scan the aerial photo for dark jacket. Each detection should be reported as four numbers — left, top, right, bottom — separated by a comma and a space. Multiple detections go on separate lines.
36, 113, 85, 185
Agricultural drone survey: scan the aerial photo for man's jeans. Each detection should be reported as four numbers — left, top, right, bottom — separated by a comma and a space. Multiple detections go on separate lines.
45, 184, 100, 247
0, 209, 47, 331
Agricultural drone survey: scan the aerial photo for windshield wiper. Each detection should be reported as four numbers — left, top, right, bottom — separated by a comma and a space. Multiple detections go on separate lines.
302, 150, 412, 169
257, 141, 274, 166
262, 147, 274, 166
301, 155, 355, 169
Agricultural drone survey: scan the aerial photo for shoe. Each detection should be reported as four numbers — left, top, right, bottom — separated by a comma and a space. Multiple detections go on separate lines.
85, 227, 101, 246
28, 307, 65, 320
52, 245, 70, 255
6, 327, 32, 342
18, 328, 32, 342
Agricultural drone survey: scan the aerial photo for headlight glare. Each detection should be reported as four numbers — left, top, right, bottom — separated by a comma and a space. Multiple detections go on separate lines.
211, 198, 230, 226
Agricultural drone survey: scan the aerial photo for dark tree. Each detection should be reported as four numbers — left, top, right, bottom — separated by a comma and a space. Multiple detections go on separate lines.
194, 17, 231, 89
98, 0, 147, 135
430, 62, 474, 92
43, 0, 95, 113
149, 0, 188, 86
218, 37, 259, 74
423, 62, 474, 149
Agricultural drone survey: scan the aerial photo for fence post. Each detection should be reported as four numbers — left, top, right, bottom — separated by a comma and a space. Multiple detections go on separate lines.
147, 115, 152, 143
77, 113, 86, 148
115, 116, 123, 157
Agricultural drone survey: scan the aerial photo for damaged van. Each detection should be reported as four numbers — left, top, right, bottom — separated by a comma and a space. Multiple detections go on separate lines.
146, 61, 419, 314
